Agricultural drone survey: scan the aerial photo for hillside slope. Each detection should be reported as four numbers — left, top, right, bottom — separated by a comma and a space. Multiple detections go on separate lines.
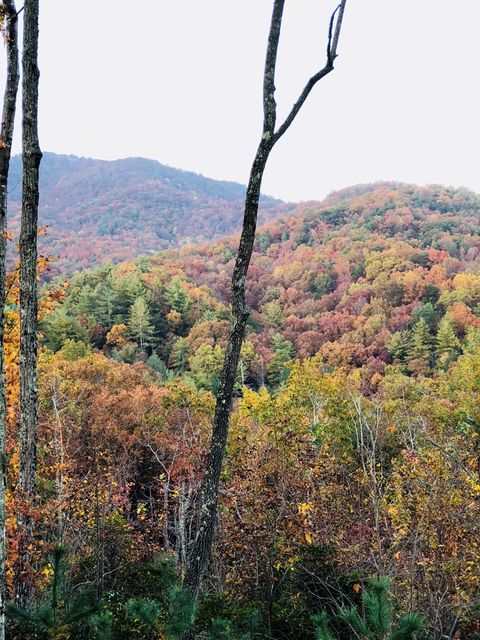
19, 181, 480, 637
7, 152, 291, 273
45, 182, 480, 391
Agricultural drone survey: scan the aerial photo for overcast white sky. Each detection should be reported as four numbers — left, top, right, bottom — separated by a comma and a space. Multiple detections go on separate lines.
5, 0, 480, 202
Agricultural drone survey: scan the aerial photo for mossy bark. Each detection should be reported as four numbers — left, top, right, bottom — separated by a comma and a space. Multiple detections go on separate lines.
16, 0, 42, 608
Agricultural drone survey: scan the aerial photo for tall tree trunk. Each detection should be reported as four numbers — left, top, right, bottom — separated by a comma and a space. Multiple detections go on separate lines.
16, 0, 42, 608
183, 1, 347, 635
0, 1, 19, 635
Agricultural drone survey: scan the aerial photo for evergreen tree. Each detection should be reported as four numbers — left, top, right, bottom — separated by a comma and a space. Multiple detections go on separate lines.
203, 619, 231, 640
387, 331, 411, 363
44, 309, 88, 352
115, 342, 138, 364
410, 318, 432, 363
311, 272, 336, 299
464, 326, 480, 354
171, 338, 189, 374
165, 586, 196, 640
94, 276, 117, 327
74, 285, 97, 319
263, 300, 282, 327
411, 302, 440, 330
436, 317, 460, 367
266, 333, 294, 387
165, 277, 191, 314
7, 547, 105, 639
113, 273, 146, 322
128, 296, 155, 350
313, 611, 335, 640
314, 577, 424, 640
146, 352, 167, 376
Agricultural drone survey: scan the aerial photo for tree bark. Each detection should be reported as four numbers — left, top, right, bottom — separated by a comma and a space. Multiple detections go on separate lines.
16, 0, 42, 608
0, 1, 19, 635
183, 1, 347, 635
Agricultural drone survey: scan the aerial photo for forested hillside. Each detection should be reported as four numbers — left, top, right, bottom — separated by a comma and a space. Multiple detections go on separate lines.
2, 182, 475, 638
6, 153, 290, 273
5, 0, 480, 639
45, 182, 480, 389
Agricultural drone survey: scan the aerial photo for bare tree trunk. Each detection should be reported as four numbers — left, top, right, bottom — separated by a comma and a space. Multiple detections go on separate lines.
0, 1, 19, 635
16, 0, 42, 608
183, 1, 348, 634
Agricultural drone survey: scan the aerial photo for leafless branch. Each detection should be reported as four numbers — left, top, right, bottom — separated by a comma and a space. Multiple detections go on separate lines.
273, 0, 347, 143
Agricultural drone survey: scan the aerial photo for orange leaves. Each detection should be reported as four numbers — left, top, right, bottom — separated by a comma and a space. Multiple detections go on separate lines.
106, 323, 129, 347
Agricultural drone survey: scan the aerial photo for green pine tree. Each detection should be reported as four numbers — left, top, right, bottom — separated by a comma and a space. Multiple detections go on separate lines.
411, 302, 440, 329
171, 337, 189, 374
165, 277, 191, 314
387, 331, 411, 362
266, 333, 294, 387
7, 547, 105, 640
146, 353, 169, 380
43, 309, 88, 352
435, 317, 460, 367
128, 296, 155, 350
314, 577, 424, 640
113, 273, 146, 322
313, 611, 335, 640
464, 326, 480, 354
410, 318, 432, 363
263, 300, 283, 327
94, 275, 117, 327
74, 285, 97, 318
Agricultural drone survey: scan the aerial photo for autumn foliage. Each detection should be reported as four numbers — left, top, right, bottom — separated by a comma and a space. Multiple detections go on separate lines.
4, 183, 480, 638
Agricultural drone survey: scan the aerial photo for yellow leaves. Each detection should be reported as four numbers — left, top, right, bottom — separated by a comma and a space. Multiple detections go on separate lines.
298, 502, 312, 516
353, 582, 361, 593
465, 560, 475, 573
41, 563, 54, 579
106, 323, 129, 347
470, 481, 480, 495
304, 532, 313, 545
387, 504, 398, 516
166, 309, 182, 326
274, 554, 301, 573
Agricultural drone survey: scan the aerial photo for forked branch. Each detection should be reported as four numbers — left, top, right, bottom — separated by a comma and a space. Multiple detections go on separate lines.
273, 0, 347, 143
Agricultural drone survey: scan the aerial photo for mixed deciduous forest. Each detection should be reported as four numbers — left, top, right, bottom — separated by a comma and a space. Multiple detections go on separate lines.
6, 153, 291, 274
1, 1, 479, 640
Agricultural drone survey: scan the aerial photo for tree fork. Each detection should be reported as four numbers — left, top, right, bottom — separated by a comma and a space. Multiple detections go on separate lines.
16, 0, 42, 608
183, 0, 348, 635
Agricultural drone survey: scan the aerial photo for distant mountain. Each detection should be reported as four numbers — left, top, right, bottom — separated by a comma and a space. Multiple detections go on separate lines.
7, 152, 292, 273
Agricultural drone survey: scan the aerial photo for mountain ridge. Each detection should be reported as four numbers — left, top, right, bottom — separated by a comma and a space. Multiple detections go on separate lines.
6, 152, 293, 273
